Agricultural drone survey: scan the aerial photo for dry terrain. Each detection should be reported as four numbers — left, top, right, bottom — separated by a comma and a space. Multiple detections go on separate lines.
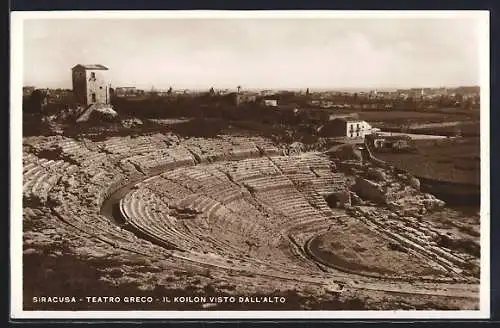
374, 137, 480, 185
21, 126, 480, 311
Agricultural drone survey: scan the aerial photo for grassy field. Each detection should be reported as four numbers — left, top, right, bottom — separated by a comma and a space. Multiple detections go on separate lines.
342, 110, 477, 124
375, 137, 480, 185
328, 110, 479, 136
358, 111, 463, 121
409, 121, 480, 137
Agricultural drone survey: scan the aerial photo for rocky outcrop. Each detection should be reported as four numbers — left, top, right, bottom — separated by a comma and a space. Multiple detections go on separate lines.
343, 161, 444, 213
388, 193, 446, 215
286, 142, 305, 155
352, 177, 386, 204
337, 191, 352, 208
409, 177, 421, 190
366, 167, 387, 182
349, 192, 365, 206
328, 144, 362, 161
121, 118, 143, 129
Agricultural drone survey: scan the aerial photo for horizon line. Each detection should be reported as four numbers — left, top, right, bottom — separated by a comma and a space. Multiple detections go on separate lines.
23, 84, 480, 91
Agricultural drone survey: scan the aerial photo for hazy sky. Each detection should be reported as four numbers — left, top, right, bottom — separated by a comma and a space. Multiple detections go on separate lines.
22, 16, 482, 90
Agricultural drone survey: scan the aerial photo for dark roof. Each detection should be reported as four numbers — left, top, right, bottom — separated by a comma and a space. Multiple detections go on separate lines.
72, 64, 109, 70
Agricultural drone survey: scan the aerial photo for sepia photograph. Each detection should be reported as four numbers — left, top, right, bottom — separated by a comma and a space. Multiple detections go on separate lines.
10, 10, 490, 319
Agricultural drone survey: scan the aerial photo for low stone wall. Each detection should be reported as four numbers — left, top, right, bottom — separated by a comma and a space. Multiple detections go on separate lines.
363, 139, 389, 168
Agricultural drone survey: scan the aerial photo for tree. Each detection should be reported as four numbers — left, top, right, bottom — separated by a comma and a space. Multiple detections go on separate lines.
150, 86, 158, 98
28, 89, 47, 114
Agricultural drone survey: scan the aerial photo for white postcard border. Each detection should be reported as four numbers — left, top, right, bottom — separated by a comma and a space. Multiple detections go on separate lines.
10, 10, 491, 320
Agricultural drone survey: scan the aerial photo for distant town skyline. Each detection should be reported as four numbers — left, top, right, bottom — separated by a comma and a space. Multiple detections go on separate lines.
23, 85, 480, 93
22, 13, 484, 90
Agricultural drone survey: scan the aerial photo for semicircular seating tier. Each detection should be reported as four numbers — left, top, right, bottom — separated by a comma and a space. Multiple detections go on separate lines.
21, 133, 480, 301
